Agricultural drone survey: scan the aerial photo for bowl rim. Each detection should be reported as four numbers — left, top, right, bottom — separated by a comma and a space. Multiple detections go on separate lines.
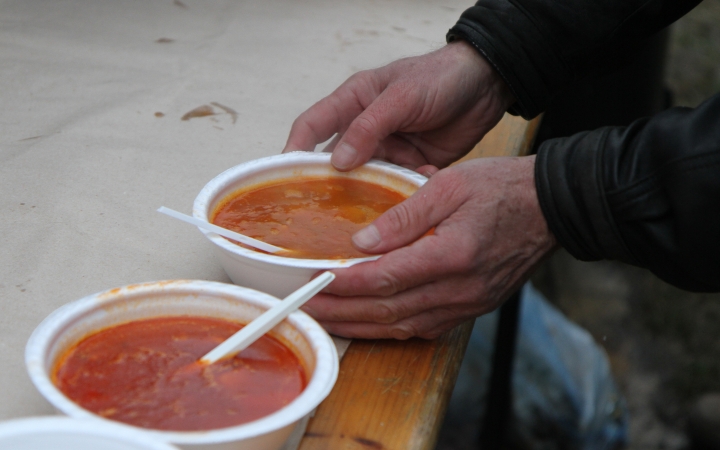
0, 416, 180, 450
25, 279, 339, 444
192, 152, 428, 268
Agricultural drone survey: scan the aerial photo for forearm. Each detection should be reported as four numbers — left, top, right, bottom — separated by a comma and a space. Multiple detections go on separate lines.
535, 93, 720, 291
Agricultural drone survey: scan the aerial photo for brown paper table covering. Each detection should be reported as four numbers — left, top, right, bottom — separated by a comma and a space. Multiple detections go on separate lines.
0, 0, 477, 445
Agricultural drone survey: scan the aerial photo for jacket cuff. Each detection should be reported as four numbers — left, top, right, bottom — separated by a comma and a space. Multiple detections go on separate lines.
447, 5, 569, 120
534, 130, 637, 264
447, 0, 700, 121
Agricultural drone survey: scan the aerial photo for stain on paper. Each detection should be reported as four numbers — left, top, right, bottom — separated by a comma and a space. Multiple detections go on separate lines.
210, 102, 238, 124
181, 103, 238, 124
181, 105, 215, 121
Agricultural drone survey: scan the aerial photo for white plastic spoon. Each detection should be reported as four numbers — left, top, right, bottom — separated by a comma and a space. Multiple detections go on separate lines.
200, 271, 336, 364
158, 206, 285, 254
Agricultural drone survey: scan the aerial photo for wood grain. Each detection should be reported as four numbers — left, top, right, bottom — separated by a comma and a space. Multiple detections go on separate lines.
300, 113, 541, 450
456, 113, 541, 162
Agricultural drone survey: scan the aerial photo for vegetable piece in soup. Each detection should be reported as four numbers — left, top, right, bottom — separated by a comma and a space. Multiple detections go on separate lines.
211, 177, 407, 259
53, 317, 306, 431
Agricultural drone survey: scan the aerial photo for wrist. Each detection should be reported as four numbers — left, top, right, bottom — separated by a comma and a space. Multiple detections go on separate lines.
518, 155, 558, 252
446, 39, 516, 112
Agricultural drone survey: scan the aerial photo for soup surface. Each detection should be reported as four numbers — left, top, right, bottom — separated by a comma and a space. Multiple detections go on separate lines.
212, 177, 408, 259
53, 316, 306, 431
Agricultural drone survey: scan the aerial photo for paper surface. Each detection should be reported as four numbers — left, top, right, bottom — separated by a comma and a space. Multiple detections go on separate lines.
0, 0, 469, 445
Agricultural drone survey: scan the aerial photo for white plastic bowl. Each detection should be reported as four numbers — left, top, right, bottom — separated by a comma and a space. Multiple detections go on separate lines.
194, 152, 428, 297
25, 280, 339, 450
0, 416, 179, 450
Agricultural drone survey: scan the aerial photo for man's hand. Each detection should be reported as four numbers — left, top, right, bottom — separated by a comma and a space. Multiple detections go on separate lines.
302, 156, 558, 339
283, 40, 514, 171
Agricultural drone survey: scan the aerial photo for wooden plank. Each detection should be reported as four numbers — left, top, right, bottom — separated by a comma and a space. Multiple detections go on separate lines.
300, 113, 541, 450
300, 323, 473, 450
456, 113, 542, 161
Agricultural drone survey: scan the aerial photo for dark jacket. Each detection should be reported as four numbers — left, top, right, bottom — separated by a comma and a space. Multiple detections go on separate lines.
447, 0, 720, 291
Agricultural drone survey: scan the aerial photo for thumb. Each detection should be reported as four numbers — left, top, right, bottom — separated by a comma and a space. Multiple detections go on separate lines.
352, 172, 462, 253
331, 85, 413, 171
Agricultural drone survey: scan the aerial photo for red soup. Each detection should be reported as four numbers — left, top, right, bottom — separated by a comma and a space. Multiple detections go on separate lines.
52, 316, 307, 431
212, 177, 408, 259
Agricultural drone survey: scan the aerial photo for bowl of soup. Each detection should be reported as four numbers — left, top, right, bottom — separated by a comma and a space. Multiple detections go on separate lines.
0, 416, 180, 450
194, 152, 428, 297
25, 280, 339, 450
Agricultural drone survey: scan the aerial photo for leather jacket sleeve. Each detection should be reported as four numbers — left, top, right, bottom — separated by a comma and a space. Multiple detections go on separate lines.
535, 93, 720, 292
447, 0, 701, 119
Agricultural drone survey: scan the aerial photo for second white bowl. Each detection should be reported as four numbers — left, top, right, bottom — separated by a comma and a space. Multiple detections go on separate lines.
25, 280, 339, 450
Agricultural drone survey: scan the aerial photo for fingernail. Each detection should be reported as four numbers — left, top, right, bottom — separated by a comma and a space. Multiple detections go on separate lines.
332, 143, 357, 170
353, 224, 381, 250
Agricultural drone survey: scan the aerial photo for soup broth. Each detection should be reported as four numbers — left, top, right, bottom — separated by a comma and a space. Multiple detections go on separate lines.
53, 317, 307, 431
212, 177, 407, 259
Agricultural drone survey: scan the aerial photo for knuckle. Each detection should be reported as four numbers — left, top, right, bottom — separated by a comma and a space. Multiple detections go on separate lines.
303, 298, 336, 321
383, 202, 415, 235
353, 113, 380, 138
430, 169, 466, 201
289, 115, 304, 131
374, 271, 404, 296
350, 69, 384, 95
373, 303, 399, 324
290, 118, 323, 148
443, 248, 475, 274
390, 324, 416, 340
347, 69, 371, 84
427, 240, 475, 276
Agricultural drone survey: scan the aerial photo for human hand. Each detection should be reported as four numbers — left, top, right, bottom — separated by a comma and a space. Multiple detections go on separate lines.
282, 40, 515, 171
302, 156, 557, 339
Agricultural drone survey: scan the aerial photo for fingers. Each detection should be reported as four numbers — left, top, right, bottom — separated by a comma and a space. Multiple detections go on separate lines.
298, 157, 554, 341
329, 84, 419, 171
325, 228, 480, 298
282, 72, 419, 169
317, 308, 477, 340
328, 132, 432, 170
322, 191, 479, 298
352, 168, 466, 254
373, 134, 432, 169
282, 74, 374, 153
305, 274, 491, 324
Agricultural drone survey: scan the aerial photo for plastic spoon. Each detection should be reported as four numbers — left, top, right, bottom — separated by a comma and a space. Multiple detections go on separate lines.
200, 271, 336, 364
157, 206, 285, 254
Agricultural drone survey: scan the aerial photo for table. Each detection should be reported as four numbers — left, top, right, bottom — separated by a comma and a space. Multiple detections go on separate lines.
0, 1, 539, 448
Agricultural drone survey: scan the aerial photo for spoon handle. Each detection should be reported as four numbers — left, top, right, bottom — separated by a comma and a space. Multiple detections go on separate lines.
158, 206, 284, 253
200, 271, 336, 364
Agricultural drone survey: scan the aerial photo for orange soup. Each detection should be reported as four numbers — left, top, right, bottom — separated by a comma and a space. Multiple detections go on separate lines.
212, 177, 408, 259
53, 317, 306, 431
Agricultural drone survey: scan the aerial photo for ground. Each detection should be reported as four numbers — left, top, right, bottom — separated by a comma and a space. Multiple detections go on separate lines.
532, 252, 720, 449
437, 2, 720, 448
